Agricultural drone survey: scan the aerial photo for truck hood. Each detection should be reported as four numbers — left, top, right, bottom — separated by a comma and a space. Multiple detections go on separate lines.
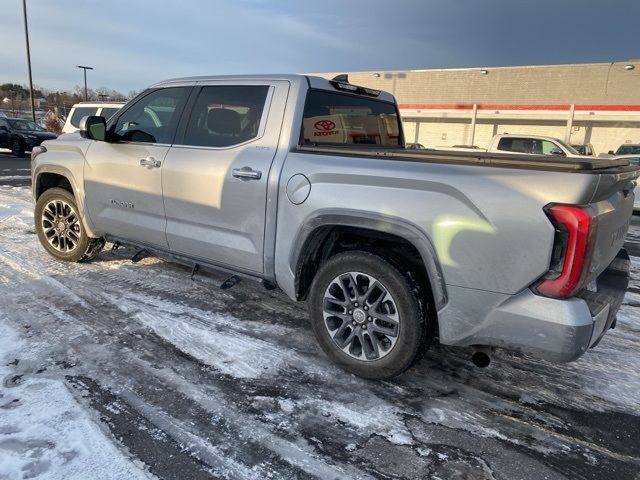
19, 130, 57, 140
40, 132, 92, 157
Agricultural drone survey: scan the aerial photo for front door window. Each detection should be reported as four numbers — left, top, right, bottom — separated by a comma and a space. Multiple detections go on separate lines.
113, 88, 189, 144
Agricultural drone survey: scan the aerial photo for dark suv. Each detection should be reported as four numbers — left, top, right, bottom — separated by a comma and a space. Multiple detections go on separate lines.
0, 117, 57, 157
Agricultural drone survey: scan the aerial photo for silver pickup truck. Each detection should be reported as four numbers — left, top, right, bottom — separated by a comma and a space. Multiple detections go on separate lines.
31, 74, 639, 379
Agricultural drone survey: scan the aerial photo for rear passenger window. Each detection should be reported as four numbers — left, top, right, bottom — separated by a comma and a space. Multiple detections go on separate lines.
70, 107, 98, 128
301, 90, 401, 146
498, 137, 527, 153
183, 86, 269, 148
498, 138, 560, 155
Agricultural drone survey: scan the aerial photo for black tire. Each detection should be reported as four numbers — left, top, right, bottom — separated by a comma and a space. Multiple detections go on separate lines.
308, 251, 430, 379
11, 139, 25, 157
35, 188, 105, 262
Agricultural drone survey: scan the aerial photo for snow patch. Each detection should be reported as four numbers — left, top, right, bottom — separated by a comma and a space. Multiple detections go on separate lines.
118, 292, 325, 379
0, 319, 152, 480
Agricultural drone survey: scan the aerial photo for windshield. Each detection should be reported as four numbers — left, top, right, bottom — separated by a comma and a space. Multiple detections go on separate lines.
554, 139, 580, 155
617, 145, 640, 155
7, 119, 45, 131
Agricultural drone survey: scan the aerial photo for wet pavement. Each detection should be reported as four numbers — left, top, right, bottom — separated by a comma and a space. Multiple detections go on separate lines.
0, 165, 639, 479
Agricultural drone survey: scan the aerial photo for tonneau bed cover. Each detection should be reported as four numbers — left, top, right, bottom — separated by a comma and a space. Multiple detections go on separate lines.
297, 145, 637, 174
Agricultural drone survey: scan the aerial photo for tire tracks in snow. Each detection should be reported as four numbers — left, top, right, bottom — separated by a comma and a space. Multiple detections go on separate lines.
2, 186, 640, 479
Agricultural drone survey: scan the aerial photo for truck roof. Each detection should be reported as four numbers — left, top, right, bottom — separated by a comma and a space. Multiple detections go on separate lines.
152, 74, 397, 103
71, 102, 127, 107
494, 134, 568, 143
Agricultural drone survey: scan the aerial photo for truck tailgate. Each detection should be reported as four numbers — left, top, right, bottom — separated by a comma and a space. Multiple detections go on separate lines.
586, 168, 639, 283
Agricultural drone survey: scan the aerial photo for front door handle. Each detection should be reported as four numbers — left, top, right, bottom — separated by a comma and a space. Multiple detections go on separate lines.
232, 167, 262, 180
140, 157, 161, 168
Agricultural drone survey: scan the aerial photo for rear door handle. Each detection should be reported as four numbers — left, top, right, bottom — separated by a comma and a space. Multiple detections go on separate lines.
140, 157, 161, 168
232, 167, 262, 180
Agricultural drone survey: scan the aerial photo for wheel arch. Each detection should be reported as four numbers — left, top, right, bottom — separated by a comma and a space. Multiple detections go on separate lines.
290, 210, 448, 312
34, 171, 75, 200
33, 165, 99, 238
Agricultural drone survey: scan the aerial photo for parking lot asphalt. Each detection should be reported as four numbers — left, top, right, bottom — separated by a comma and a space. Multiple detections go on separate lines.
0, 150, 31, 187
1, 151, 639, 479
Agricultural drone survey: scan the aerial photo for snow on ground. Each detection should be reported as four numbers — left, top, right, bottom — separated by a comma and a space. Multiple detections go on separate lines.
0, 314, 152, 480
0, 184, 639, 480
0, 187, 151, 479
0, 176, 31, 181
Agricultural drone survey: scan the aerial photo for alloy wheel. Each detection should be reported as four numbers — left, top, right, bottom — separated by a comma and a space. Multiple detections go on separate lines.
41, 199, 82, 253
322, 271, 400, 361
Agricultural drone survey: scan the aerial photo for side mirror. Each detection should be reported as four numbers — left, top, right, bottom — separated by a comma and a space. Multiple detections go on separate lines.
79, 116, 106, 141
549, 147, 565, 156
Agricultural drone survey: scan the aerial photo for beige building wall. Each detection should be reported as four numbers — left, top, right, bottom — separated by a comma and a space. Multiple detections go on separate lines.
318, 61, 640, 154
320, 60, 640, 105
587, 124, 640, 154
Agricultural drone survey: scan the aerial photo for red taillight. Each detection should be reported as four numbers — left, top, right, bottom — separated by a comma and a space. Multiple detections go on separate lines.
533, 205, 596, 299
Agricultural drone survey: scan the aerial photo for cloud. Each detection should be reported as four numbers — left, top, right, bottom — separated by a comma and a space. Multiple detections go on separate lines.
0, 0, 637, 92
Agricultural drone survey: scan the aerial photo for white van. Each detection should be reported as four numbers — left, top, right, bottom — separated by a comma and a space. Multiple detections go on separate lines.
62, 102, 126, 133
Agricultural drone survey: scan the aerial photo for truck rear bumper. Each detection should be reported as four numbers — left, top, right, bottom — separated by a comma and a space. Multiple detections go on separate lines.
439, 249, 630, 362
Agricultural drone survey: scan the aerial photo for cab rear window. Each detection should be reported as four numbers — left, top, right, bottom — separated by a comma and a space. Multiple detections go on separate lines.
301, 90, 401, 146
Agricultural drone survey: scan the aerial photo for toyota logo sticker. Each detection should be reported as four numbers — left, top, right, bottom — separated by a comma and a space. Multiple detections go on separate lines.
313, 118, 339, 137
314, 120, 336, 131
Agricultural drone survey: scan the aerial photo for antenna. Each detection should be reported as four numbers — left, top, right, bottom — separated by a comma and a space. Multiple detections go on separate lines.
331, 74, 349, 83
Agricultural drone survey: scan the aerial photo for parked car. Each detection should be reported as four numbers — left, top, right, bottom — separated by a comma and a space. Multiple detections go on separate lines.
31, 74, 638, 379
609, 144, 640, 156
435, 145, 482, 152
0, 117, 57, 157
571, 143, 595, 156
612, 155, 640, 213
488, 134, 584, 157
62, 102, 125, 133
443, 135, 585, 158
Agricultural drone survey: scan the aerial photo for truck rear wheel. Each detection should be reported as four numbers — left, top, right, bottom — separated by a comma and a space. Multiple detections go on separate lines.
308, 251, 428, 379
35, 188, 104, 262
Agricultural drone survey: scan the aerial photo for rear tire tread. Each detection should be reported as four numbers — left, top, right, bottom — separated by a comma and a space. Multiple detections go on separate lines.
308, 250, 432, 379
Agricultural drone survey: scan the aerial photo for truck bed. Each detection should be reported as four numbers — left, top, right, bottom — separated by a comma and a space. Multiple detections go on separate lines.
297, 145, 637, 174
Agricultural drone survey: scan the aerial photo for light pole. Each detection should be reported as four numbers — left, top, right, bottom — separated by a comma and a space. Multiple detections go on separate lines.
21, 0, 36, 121
76, 65, 93, 101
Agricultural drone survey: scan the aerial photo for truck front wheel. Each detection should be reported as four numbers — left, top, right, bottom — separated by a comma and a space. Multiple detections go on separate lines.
35, 188, 105, 262
308, 251, 428, 379
11, 139, 25, 157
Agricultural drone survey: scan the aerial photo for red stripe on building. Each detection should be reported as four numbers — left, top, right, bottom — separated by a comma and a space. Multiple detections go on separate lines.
398, 103, 640, 111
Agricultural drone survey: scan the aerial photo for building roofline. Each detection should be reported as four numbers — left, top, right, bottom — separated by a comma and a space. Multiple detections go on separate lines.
313, 59, 640, 76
